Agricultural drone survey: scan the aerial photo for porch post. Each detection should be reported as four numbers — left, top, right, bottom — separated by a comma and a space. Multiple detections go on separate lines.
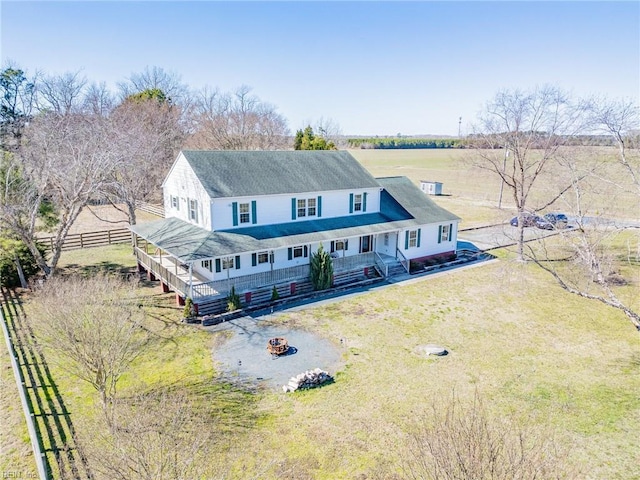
189, 263, 194, 300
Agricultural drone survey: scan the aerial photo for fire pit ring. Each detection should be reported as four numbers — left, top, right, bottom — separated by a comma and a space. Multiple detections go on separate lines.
267, 337, 289, 356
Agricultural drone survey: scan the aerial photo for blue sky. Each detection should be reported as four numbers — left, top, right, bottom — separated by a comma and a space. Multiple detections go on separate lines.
2, 1, 639, 136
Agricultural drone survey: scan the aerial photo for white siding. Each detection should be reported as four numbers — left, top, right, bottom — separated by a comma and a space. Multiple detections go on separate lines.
375, 232, 398, 256
399, 221, 459, 260
210, 188, 381, 231
163, 153, 212, 230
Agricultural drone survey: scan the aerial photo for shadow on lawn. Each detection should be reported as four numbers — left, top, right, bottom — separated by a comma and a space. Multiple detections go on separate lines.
60, 261, 136, 277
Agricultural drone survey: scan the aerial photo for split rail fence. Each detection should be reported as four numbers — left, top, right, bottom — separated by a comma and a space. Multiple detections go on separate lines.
38, 228, 131, 252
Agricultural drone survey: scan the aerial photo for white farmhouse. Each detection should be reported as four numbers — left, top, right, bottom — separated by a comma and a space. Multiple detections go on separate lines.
130, 150, 460, 314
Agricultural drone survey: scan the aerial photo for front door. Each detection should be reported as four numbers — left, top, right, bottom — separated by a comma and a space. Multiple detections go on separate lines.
360, 235, 372, 253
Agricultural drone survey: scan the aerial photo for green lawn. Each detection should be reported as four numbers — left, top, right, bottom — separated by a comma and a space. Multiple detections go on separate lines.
2, 147, 639, 478
0, 328, 37, 477
11, 244, 638, 479
239, 259, 640, 479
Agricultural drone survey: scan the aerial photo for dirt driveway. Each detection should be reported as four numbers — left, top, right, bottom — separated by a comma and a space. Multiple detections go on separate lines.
206, 316, 344, 391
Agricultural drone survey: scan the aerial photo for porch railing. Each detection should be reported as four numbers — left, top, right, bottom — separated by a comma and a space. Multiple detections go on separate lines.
374, 252, 389, 278
135, 248, 190, 296
193, 264, 311, 298
136, 248, 377, 301
396, 248, 410, 273
332, 252, 375, 272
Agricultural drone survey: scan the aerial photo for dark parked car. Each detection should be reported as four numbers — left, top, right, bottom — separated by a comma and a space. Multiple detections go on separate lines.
510, 213, 553, 229
510, 212, 538, 227
543, 212, 568, 228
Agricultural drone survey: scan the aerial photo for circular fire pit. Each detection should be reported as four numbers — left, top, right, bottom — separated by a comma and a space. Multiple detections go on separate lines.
267, 337, 289, 356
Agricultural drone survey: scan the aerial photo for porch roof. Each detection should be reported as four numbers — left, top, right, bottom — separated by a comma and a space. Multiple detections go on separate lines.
130, 175, 460, 262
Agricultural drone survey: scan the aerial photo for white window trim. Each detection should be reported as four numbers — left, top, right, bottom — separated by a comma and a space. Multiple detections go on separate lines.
409, 230, 418, 248
440, 225, 450, 243
307, 198, 317, 217
189, 198, 198, 223
354, 194, 363, 212
239, 202, 251, 224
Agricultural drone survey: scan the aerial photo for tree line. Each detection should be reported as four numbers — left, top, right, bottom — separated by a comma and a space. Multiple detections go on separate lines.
348, 134, 638, 150
0, 65, 332, 282
348, 137, 464, 149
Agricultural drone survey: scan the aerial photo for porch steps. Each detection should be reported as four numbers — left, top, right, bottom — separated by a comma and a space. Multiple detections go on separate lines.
387, 263, 408, 277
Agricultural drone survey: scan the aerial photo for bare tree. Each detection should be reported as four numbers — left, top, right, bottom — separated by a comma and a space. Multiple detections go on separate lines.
311, 116, 345, 148
471, 86, 585, 261
30, 274, 150, 422
36, 70, 88, 115
396, 391, 571, 480
101, 92, 185, 224
83, 81, 115, 116
523, 98, 640, 331
3, 111, 118, 275
588, 97, 640, 195
187, 84, 290, 150
117, 65, 190, 107
82, 389, 228, 480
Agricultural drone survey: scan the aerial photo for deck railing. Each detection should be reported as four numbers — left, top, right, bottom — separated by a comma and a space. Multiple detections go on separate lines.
193, 264, 311, 298
135, 248, 190, 296
136, 248, 377, 300
374, 252, 389, 277
332, 252, 375, 271
396, 248, 410, 273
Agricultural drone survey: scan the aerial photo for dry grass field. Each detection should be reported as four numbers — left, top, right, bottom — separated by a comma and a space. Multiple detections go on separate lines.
349, 147, 640, 226
1, 148, 639, 479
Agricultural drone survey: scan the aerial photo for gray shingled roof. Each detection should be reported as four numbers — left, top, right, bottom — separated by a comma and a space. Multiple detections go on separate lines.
181, 150, 381, 198
377, 176, 460, 223
131, 175, 460, 262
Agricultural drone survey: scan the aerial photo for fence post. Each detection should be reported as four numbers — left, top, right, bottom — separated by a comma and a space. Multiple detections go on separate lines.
79, 233, 84, 248
107, 230, 111, 245
1, 308, 49, 480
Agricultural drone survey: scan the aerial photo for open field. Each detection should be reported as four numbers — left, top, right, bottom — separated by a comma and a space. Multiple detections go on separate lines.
1, 242, 638, 479
349, 147, 640, 227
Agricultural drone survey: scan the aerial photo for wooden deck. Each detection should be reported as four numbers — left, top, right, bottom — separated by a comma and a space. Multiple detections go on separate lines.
134, 247, 377, 302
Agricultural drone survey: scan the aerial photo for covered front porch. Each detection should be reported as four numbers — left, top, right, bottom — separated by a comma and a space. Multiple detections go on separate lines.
134, 244, 380, 303
129, 215, 414, 312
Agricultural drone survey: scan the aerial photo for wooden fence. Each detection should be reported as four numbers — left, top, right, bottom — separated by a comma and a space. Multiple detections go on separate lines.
39, 228, 131, 252
135, 202, 165, 218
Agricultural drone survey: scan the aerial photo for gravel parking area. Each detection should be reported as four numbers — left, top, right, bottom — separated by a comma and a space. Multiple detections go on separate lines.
207, 316, 343, 391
